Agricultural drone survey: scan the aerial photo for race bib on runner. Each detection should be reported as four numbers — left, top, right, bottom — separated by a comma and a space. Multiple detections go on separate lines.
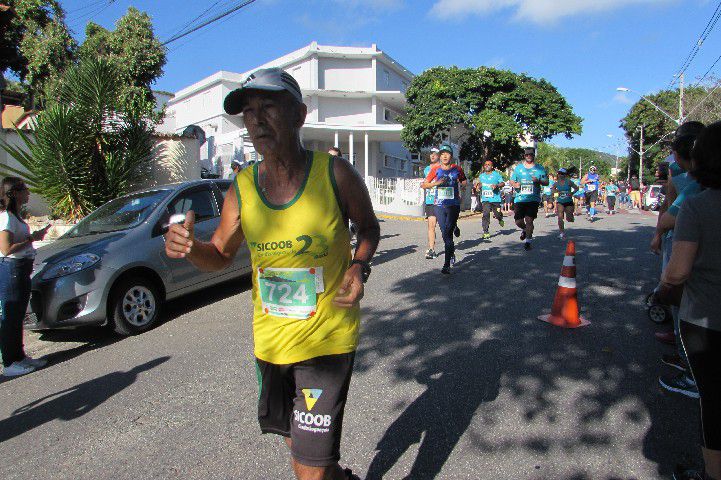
436, 187, 454, 200
587, 184, 597, 192
482, 189, 494, 198
258, 267, 324, 320
520, 184, 534, 195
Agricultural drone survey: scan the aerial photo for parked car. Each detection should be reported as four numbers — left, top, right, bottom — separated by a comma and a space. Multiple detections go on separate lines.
642, 184, 664, 210
24, 179, 251, 335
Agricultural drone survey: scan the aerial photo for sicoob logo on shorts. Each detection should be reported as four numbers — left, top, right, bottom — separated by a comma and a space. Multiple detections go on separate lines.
294, 388, 331, 434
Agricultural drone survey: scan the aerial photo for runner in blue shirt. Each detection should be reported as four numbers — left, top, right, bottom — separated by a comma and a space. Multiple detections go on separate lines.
605, 181, 620, 215
581, 166, 601, 220
477, 159, 505, 239
421, 147, 440, 259
542, 174, 556, 218
509, 147, 549, 250
422, 144, 467, 274
551, 168, 579, 239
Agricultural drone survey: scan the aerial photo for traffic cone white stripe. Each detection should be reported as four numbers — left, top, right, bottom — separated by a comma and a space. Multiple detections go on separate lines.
558, 276, 576, 289
563, 256, 575, 267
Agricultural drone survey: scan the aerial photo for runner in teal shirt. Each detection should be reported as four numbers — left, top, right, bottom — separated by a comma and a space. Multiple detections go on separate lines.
477, 160, 505, 239
551, 168, 579, 239
509, 147, 549, 250
542, 175, 556, 218
605, 182, 619, 214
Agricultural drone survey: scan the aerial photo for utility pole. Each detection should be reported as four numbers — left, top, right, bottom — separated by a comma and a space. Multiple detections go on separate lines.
639, 124, 644, 187
679, 72, 685, 124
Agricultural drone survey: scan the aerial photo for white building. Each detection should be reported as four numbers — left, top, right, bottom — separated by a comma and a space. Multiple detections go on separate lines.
166, 42, 420, 181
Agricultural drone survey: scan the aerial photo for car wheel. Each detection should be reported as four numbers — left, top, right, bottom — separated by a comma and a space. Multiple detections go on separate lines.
110, 277, 162, 335
648, 305, 669, 324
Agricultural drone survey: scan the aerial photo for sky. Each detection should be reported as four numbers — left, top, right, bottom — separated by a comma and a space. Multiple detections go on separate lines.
59, 0, 721, 154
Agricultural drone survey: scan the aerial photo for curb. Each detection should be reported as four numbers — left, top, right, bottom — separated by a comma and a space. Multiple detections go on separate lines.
376, 211, 493, 222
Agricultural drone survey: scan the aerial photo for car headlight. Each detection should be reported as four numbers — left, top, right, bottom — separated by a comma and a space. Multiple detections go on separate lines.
42, 253, 100, 280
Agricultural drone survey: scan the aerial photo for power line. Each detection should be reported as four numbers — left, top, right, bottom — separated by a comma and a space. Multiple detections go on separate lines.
167, 3, 255, 53
162, 0, 257, 46
160, 0, 226, 41
667, 0, 721, 88
692, 52, 721, 88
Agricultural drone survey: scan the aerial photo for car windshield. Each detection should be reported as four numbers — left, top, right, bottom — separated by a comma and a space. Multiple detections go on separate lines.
65, 190, 170, 238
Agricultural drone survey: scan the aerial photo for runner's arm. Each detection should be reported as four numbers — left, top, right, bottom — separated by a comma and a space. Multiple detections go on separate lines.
165, 184, 246, 271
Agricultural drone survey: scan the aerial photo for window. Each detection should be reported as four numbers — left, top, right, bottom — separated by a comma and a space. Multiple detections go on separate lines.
168, 188, 217, 222
383, 69, 390, 86
383, 155, 390, 168
400, 160, 406, 171
410, 153, 420, 161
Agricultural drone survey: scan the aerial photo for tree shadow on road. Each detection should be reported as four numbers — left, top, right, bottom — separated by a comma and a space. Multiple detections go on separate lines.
355, 224, 697, 479
0, 356, 170, 443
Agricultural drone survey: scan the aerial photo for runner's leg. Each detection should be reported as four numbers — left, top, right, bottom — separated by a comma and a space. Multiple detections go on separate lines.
435, 206, 454, 269
481, 202, 491, 234
493, 203, 503, 224
556, 203, 565, 234
427, 214, 437, 253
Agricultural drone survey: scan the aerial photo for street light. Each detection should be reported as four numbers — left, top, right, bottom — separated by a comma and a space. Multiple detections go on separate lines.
616, 86, 681, 125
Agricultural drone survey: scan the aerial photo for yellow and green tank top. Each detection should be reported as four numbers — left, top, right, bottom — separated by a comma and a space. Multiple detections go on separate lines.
234, 150, 359, 364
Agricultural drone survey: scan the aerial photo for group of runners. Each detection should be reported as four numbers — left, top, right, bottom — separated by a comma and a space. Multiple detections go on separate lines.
421, 145, 627, 267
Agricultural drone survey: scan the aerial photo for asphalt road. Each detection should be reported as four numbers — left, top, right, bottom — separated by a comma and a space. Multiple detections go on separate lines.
0, 208, 700, 480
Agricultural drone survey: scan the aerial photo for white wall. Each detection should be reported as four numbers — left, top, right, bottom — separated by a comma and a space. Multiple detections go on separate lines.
319, 58, 374, 91
318, 97, 373, 125
379, 141, 413, 178
376, 61, 410, 92
286, 59, 314, 90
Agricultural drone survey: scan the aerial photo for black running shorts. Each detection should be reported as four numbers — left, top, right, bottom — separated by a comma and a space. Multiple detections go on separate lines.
514, 201, 540, 220
424, 204, 436, 218
256, 353, 355, 467
584, 190, 598, 204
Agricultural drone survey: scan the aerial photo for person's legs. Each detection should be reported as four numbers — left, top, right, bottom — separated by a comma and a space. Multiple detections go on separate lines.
447, 206, 460, 264
435, 206, 454, 269
525, 215, 535, 239
481, 202, 491, 234
556, 203, 565, 233
514, 203, 526, 232
0, 259, 29, 368
492, 203, 504, 224
426, 212, 437, 253
680, 322, 721, 480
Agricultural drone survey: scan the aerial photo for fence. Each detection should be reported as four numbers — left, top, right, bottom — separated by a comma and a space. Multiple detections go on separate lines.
366, 176, 425, 217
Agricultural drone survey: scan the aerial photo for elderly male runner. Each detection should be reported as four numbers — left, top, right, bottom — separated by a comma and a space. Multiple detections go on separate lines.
165, 68, 380, 480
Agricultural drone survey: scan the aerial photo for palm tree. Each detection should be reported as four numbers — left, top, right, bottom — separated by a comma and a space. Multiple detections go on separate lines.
1, 58, 156, 220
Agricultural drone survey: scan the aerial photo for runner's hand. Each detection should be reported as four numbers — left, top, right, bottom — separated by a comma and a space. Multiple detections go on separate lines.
165, 210, 195, 259
333, 264, 364, 308
532, 176, 539, 183
650, 233, 662, 255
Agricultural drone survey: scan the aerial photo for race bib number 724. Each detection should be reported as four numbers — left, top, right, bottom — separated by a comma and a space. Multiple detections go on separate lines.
258, 267, 324, 320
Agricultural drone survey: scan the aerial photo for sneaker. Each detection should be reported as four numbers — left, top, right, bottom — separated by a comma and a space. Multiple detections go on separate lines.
655, 331, 676, 345
450, 254, 456, 267
659, 373, 699, 399
483, 233, 491, 240
661, 353, 686, 372
453, 226, 460, 237
21, 356, 47, 369
425, 249, 436, 259
3, 361, 35, 377
673, 467, 704, 480
498, 218, 505, 228
559, 232, 566, 240
524, 241, 532, 251
441, 266, 451, 275
545, 213, 550, 218
520, 230, 527, 241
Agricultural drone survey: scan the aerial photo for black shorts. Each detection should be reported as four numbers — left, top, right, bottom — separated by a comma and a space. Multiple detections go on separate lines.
514, 201, 540, 220
584, 190, 598, 203
424, 204, 436, 218
256, 353, 355, 467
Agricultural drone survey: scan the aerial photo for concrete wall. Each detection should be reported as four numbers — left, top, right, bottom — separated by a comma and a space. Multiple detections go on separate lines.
376, 60, 410, 92
287, 59, 314, 90
319, 58, 373, 91
0, 129, 201, 216
318, 97, 373, 125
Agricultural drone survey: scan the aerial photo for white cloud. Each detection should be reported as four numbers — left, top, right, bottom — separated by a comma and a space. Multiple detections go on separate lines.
430, 0, 673, 24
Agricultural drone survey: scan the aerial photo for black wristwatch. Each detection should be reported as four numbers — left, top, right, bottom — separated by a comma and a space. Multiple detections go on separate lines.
350, 259, 372, 283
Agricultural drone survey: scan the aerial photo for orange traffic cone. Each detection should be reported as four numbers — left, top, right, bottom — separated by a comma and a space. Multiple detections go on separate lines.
538, 240, 590, 328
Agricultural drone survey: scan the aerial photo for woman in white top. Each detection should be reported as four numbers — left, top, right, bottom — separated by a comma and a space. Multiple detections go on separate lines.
0, 177, 49, 377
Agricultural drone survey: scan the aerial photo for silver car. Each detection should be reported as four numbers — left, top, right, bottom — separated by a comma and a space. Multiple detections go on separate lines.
24, 179, 251, 335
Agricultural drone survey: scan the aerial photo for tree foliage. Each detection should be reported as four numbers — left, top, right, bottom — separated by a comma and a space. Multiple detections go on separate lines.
535, 143, 621, 179
0, 0, 75, 106
400, 66, 583, 171
620, 83, 720, 183
0, 59, 156, 220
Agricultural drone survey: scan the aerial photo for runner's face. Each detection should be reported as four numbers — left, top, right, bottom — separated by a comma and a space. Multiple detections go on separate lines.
430, 152, 439, 163
524, 154, 534, 164
440, 152, 452, 165
484, 162, 493, 172
241, 91, 307, 156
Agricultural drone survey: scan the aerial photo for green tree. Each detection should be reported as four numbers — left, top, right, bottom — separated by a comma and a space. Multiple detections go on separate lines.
400, 66, 582, 171
78, 7, 167, 121
0, 0, 75, 107
0, 59, 156, 220
536, 144, 616, 179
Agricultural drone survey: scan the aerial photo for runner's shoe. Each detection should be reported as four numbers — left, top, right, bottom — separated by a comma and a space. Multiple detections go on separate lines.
661, 353, 686, 372
483, 233, 490, 240
21, 356, 47, 369
344, 468, 361, 480
450, 254, 456, 267
441, 266, 451, 275
498, 218, 505, 227
3, 361, 35, 377
524, 241, 532, 251
520, 231, 527, 241
454, 226, 460, 237
659, 373, 699, 399
425, 249, 436, 259
559, 232, 566, 240
673, 467, 704, 480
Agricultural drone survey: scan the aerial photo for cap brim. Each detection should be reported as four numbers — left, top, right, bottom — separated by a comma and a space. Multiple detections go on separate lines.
223, 85, 288, 115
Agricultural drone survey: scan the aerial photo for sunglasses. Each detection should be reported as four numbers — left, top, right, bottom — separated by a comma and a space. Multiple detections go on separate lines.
12, 185, 29, 192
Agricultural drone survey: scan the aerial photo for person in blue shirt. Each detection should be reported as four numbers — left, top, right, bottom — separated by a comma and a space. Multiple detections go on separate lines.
509, 147, 549, 251
542, 174, 556, 218
551, 168, 579, 239
422, 144, 467, 274
421, 147, 440, 259
605, 180, 620, 214
581, 165, 601, 220
476, 160, 505, 239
